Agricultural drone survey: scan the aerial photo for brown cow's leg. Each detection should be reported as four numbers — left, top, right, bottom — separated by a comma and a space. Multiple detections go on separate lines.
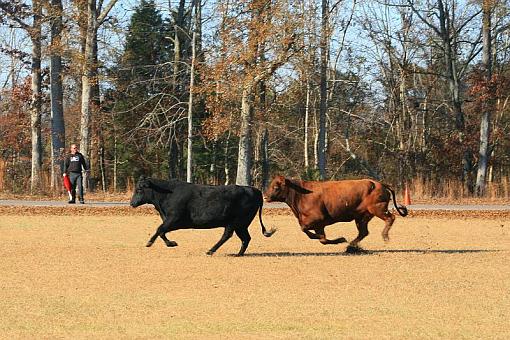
369, 202, 396, 242
349, 216, 372, 248
311, 227, 347, 245
303, 229, 321, 239
379, 210, 395, 242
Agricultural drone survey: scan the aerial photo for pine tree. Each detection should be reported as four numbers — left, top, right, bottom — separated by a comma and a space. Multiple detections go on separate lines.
111, 0, 172, 184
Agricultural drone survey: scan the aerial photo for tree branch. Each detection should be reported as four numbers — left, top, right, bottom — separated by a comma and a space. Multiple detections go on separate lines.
0, 2, 30, 31
97, 0, 118, 26
405, 0, 442, 37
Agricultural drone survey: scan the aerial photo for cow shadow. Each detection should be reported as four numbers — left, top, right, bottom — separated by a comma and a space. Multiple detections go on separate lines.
241, 249, 502, 257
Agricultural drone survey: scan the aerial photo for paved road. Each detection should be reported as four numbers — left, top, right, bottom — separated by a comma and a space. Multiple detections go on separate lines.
0, 199, 508, 211
0, 200, 129, 207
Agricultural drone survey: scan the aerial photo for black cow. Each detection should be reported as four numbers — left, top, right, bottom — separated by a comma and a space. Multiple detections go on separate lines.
130, 176, 276, 256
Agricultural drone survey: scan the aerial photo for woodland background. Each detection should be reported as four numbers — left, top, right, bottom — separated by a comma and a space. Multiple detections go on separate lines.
1, 0, 509, 199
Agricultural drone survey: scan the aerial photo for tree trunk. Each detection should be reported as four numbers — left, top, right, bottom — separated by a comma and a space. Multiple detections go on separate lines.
89, 29, 101, 184
258, 65, 269, 189
50, 0, 66, 191
172, 0, 185, 92
475, 0, 493, 196
99, 146, 106, 192
261, 128, 269, 190
8, 28, 19, 89
210, 138, 217, 184
80, 0, 97, 193
304, 80, 310, 169
314, 104, 319, 169
224, 134, 231, 185
186, 66, 194, 182
437, 1, 464, 131
113, 128, 118, 192
317, 0, 329, 180
79, 0, 118, 192
186, 0, 200, 183
0, 159, 4, 192
30, 0, 43, 194
236, 85, 254, 186
77, 0, 87, 98
437, 0, 472, 191
168, 132, 179, 179
167, 0, 186, 178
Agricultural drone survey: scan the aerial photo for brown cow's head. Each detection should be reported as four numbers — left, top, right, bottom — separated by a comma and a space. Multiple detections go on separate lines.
264, 175, 289, 202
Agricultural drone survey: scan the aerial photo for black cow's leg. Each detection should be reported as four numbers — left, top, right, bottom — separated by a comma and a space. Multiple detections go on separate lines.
146, 229, 161, 247
160, 233, 178, 247
234, 227, 251, 256
147, 220, 174, 247
206, 227, 234, 256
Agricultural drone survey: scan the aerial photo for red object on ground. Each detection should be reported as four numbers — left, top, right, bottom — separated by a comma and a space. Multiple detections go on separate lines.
404, 185, 412, 206
63, 175, 71, 192
63, 175, 72, 200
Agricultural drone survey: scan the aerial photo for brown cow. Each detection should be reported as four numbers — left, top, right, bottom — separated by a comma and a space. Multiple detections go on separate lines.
264, 175, 408, 251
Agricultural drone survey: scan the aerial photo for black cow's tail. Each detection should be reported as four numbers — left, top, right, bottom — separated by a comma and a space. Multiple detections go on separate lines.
386, 186, 408, 217
259, 195, 277, 237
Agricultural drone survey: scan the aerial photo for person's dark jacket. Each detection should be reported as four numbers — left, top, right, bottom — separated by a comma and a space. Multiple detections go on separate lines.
64, 152, 88, 174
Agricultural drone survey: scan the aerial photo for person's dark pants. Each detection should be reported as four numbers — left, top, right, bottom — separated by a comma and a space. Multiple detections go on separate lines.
69, 172, 84, 202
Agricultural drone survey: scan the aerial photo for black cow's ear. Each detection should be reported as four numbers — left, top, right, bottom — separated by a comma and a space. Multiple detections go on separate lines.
137, 175, 149, 187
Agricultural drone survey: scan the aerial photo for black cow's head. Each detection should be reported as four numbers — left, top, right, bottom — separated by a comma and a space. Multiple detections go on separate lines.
130, 176, 152, 207
264, 175, 289, 202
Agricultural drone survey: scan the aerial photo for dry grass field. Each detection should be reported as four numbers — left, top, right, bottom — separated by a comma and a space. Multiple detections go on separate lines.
0, 208, 509, 339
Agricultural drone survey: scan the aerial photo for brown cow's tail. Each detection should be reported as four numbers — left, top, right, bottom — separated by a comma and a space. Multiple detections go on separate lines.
386, 186, 408, 217
259, 196, 277, 237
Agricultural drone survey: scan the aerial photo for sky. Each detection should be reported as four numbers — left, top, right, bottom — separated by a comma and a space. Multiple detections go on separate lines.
0, 0, 490, 101
0, 0, 143, 89
0, 0, 220, 89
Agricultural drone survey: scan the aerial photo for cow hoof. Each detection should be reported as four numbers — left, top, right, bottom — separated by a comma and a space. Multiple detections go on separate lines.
166, 241, 178, 247
146, 241, 154, 247
336, 237, 348, 243
206, 250, 214, 256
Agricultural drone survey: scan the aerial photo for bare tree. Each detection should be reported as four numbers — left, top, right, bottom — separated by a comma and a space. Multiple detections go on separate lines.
0, 27, 25, 89
407, 0, 482, 190
49, 0, 65, 191
80, 0, 118, 191
187, 0, 201, 182
172, 0, 186, 92
167, 0, 188, 180
317, 0, 329, 180
235, 0, 296, 186
475, 0, 494, 195
0, 0, 43, 193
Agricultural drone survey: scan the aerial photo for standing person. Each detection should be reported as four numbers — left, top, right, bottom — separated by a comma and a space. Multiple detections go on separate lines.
63, 144, 89, 204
